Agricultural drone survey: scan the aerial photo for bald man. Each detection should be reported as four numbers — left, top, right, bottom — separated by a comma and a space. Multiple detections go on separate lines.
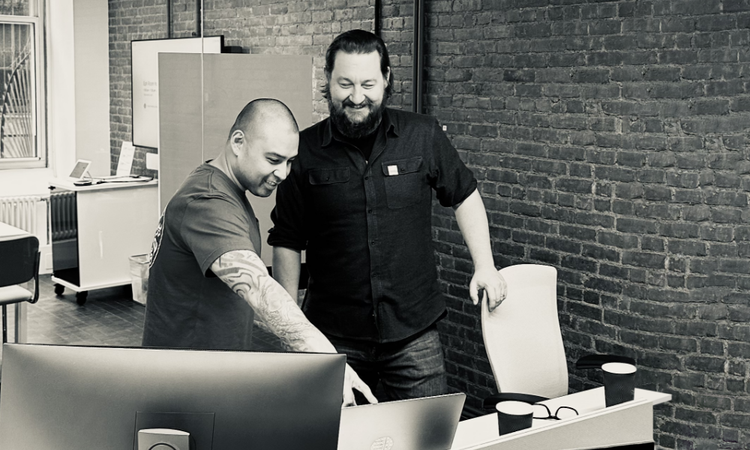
143, 98, 376, 405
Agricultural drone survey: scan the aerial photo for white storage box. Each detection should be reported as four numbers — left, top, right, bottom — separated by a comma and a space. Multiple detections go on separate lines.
129, 254, 149, 305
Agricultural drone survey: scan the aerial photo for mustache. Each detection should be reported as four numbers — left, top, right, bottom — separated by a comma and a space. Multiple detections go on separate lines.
264, 174, 282, 185
342, 97, 374, 109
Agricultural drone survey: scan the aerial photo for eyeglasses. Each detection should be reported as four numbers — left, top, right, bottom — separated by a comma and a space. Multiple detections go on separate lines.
532, 403, 579, 420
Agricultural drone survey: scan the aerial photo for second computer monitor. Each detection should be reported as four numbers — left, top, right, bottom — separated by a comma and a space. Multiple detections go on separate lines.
0, 344, 346, 450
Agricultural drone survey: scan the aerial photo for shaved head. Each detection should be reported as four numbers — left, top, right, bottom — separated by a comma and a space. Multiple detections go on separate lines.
228, 98, 299, 142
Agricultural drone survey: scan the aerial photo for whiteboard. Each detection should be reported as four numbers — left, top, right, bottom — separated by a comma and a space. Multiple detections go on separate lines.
131, 36, 223, 148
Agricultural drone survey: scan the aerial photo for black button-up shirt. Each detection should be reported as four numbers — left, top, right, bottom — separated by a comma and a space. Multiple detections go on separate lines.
268, 108, 477, 343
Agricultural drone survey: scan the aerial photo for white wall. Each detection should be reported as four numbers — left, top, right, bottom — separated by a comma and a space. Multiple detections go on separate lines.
0, 0, 111, 272
48, 0, 110, 178
48, 0, 76, 181
73, 0, 110, 177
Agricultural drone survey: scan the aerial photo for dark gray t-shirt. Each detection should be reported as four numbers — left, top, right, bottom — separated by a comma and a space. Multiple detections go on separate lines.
142, 164, 261, 350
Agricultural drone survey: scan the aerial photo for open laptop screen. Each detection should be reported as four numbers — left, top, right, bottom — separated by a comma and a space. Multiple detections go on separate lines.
338, 392, 466, 450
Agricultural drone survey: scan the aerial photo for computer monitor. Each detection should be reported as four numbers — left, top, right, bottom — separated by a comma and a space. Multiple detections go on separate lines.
0, 344, 346, 450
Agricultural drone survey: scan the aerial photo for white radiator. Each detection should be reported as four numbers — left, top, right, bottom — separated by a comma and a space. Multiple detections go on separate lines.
0, 195, 48, 243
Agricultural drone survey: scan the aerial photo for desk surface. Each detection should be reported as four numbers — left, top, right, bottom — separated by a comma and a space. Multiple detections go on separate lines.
451, 388, 671, 450
49, 177, 156, 191
0, 222, 29, 240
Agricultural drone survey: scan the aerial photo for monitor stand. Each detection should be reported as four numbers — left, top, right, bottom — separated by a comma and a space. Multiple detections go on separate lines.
134, 411, 215, 450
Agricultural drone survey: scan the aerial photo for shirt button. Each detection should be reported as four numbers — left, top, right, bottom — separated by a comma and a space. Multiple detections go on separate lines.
367, 209, 373, 214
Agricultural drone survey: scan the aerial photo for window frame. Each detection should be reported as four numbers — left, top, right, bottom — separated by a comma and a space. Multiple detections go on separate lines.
0, 4, 46, 170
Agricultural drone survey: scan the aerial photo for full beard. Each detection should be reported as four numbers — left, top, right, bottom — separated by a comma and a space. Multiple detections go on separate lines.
328, 96, 387, 139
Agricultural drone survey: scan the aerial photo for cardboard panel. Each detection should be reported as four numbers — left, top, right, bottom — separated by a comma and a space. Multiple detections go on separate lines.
158, 53, 313, 266
158, 53, 203, 214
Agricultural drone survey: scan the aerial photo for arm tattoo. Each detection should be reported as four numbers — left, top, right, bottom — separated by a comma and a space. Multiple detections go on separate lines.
211, 250, 333, 353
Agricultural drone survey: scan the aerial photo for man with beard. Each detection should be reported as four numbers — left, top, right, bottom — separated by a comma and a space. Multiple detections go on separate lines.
268, 30, 507, 402
143, 98, 376, 406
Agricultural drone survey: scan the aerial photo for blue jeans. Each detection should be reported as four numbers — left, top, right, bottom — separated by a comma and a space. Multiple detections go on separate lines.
327, 325, 448, 403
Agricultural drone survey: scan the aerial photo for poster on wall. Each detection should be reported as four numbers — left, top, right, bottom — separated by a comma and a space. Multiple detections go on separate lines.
131, 36, 224, 149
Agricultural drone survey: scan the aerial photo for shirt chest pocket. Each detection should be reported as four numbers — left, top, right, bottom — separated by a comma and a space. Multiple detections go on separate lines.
308, 167, 354, 216
381, 157, 424, 209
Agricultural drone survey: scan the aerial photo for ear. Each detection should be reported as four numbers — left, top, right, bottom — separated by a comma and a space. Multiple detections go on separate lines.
230, 130, 244, 156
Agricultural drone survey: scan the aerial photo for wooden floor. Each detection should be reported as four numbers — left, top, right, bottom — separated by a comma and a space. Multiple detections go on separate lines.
0, 274, 285, 365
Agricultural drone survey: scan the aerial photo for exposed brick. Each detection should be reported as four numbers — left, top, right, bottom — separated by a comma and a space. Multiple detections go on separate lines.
109, 2, 750, 444
721, 413, 750, 429
617, 218, 659, 235
685, 356, 727, 373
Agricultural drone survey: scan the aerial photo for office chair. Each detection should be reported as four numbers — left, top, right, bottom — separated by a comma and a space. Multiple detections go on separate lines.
481, 264, 568, 408
0, 235, 40, 343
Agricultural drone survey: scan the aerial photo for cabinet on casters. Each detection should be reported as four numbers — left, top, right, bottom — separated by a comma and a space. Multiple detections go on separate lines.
49, 178, 158, 305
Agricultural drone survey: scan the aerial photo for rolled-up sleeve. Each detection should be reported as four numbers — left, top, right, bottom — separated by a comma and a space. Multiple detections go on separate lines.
428, 118, 478, 207
268, 162, 307, 251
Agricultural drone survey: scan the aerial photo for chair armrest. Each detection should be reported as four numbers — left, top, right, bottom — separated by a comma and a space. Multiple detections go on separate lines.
482, 392, 549, 410
575, 354, 635, 370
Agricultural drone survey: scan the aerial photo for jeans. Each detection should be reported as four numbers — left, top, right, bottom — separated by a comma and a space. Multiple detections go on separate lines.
327, 324, 448, 403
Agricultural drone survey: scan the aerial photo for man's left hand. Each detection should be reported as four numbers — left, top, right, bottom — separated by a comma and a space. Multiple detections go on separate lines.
470, 267, 507, 312
343, 363, 378, 407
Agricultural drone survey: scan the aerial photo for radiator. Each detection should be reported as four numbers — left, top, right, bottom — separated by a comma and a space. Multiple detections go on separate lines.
50, 190, 77, 241
0, 195, 46, 239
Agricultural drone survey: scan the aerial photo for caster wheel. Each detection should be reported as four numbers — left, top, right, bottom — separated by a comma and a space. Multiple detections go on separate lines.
76, 291, 88, 306
54, 284, 65, 296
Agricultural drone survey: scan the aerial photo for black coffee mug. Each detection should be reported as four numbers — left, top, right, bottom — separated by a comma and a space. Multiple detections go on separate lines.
496, 400, 533, 436
602, 362, 637, 407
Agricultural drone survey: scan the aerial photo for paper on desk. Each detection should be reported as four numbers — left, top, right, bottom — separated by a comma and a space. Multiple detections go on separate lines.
117, 141, 136, 176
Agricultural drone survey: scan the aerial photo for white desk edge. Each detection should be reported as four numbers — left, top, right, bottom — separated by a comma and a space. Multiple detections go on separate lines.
0, 222, 29, 241
49, 177, 157, 191
450, 388, 671, 450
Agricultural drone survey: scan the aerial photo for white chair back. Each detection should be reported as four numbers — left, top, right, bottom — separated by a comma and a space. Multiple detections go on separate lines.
481, 264, 568, 399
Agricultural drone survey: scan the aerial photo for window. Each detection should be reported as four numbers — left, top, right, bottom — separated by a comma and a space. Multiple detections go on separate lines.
0, 0, 44, 169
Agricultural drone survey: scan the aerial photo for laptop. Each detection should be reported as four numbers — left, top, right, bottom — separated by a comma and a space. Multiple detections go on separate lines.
338, 392, 466, 450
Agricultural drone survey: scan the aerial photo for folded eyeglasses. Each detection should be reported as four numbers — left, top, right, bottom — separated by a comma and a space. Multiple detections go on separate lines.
532, 403, 579, 420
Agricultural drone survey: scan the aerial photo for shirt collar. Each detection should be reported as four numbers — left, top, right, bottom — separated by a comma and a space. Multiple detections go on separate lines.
322, 107, 399, 147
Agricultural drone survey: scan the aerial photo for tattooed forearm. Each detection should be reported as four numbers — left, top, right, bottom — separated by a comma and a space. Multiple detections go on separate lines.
211, 250, 335, 354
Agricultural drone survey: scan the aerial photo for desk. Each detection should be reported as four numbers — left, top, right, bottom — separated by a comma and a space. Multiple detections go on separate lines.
0, 222, 28, 240
0, 222, 31, 343
451, 388, 671, 450
48, 178, 158, 304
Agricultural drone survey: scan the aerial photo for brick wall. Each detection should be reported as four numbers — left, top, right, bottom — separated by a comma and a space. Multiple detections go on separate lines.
109, 0, 171, 176
107, 1, 750, 448
423, 1, 750, 449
